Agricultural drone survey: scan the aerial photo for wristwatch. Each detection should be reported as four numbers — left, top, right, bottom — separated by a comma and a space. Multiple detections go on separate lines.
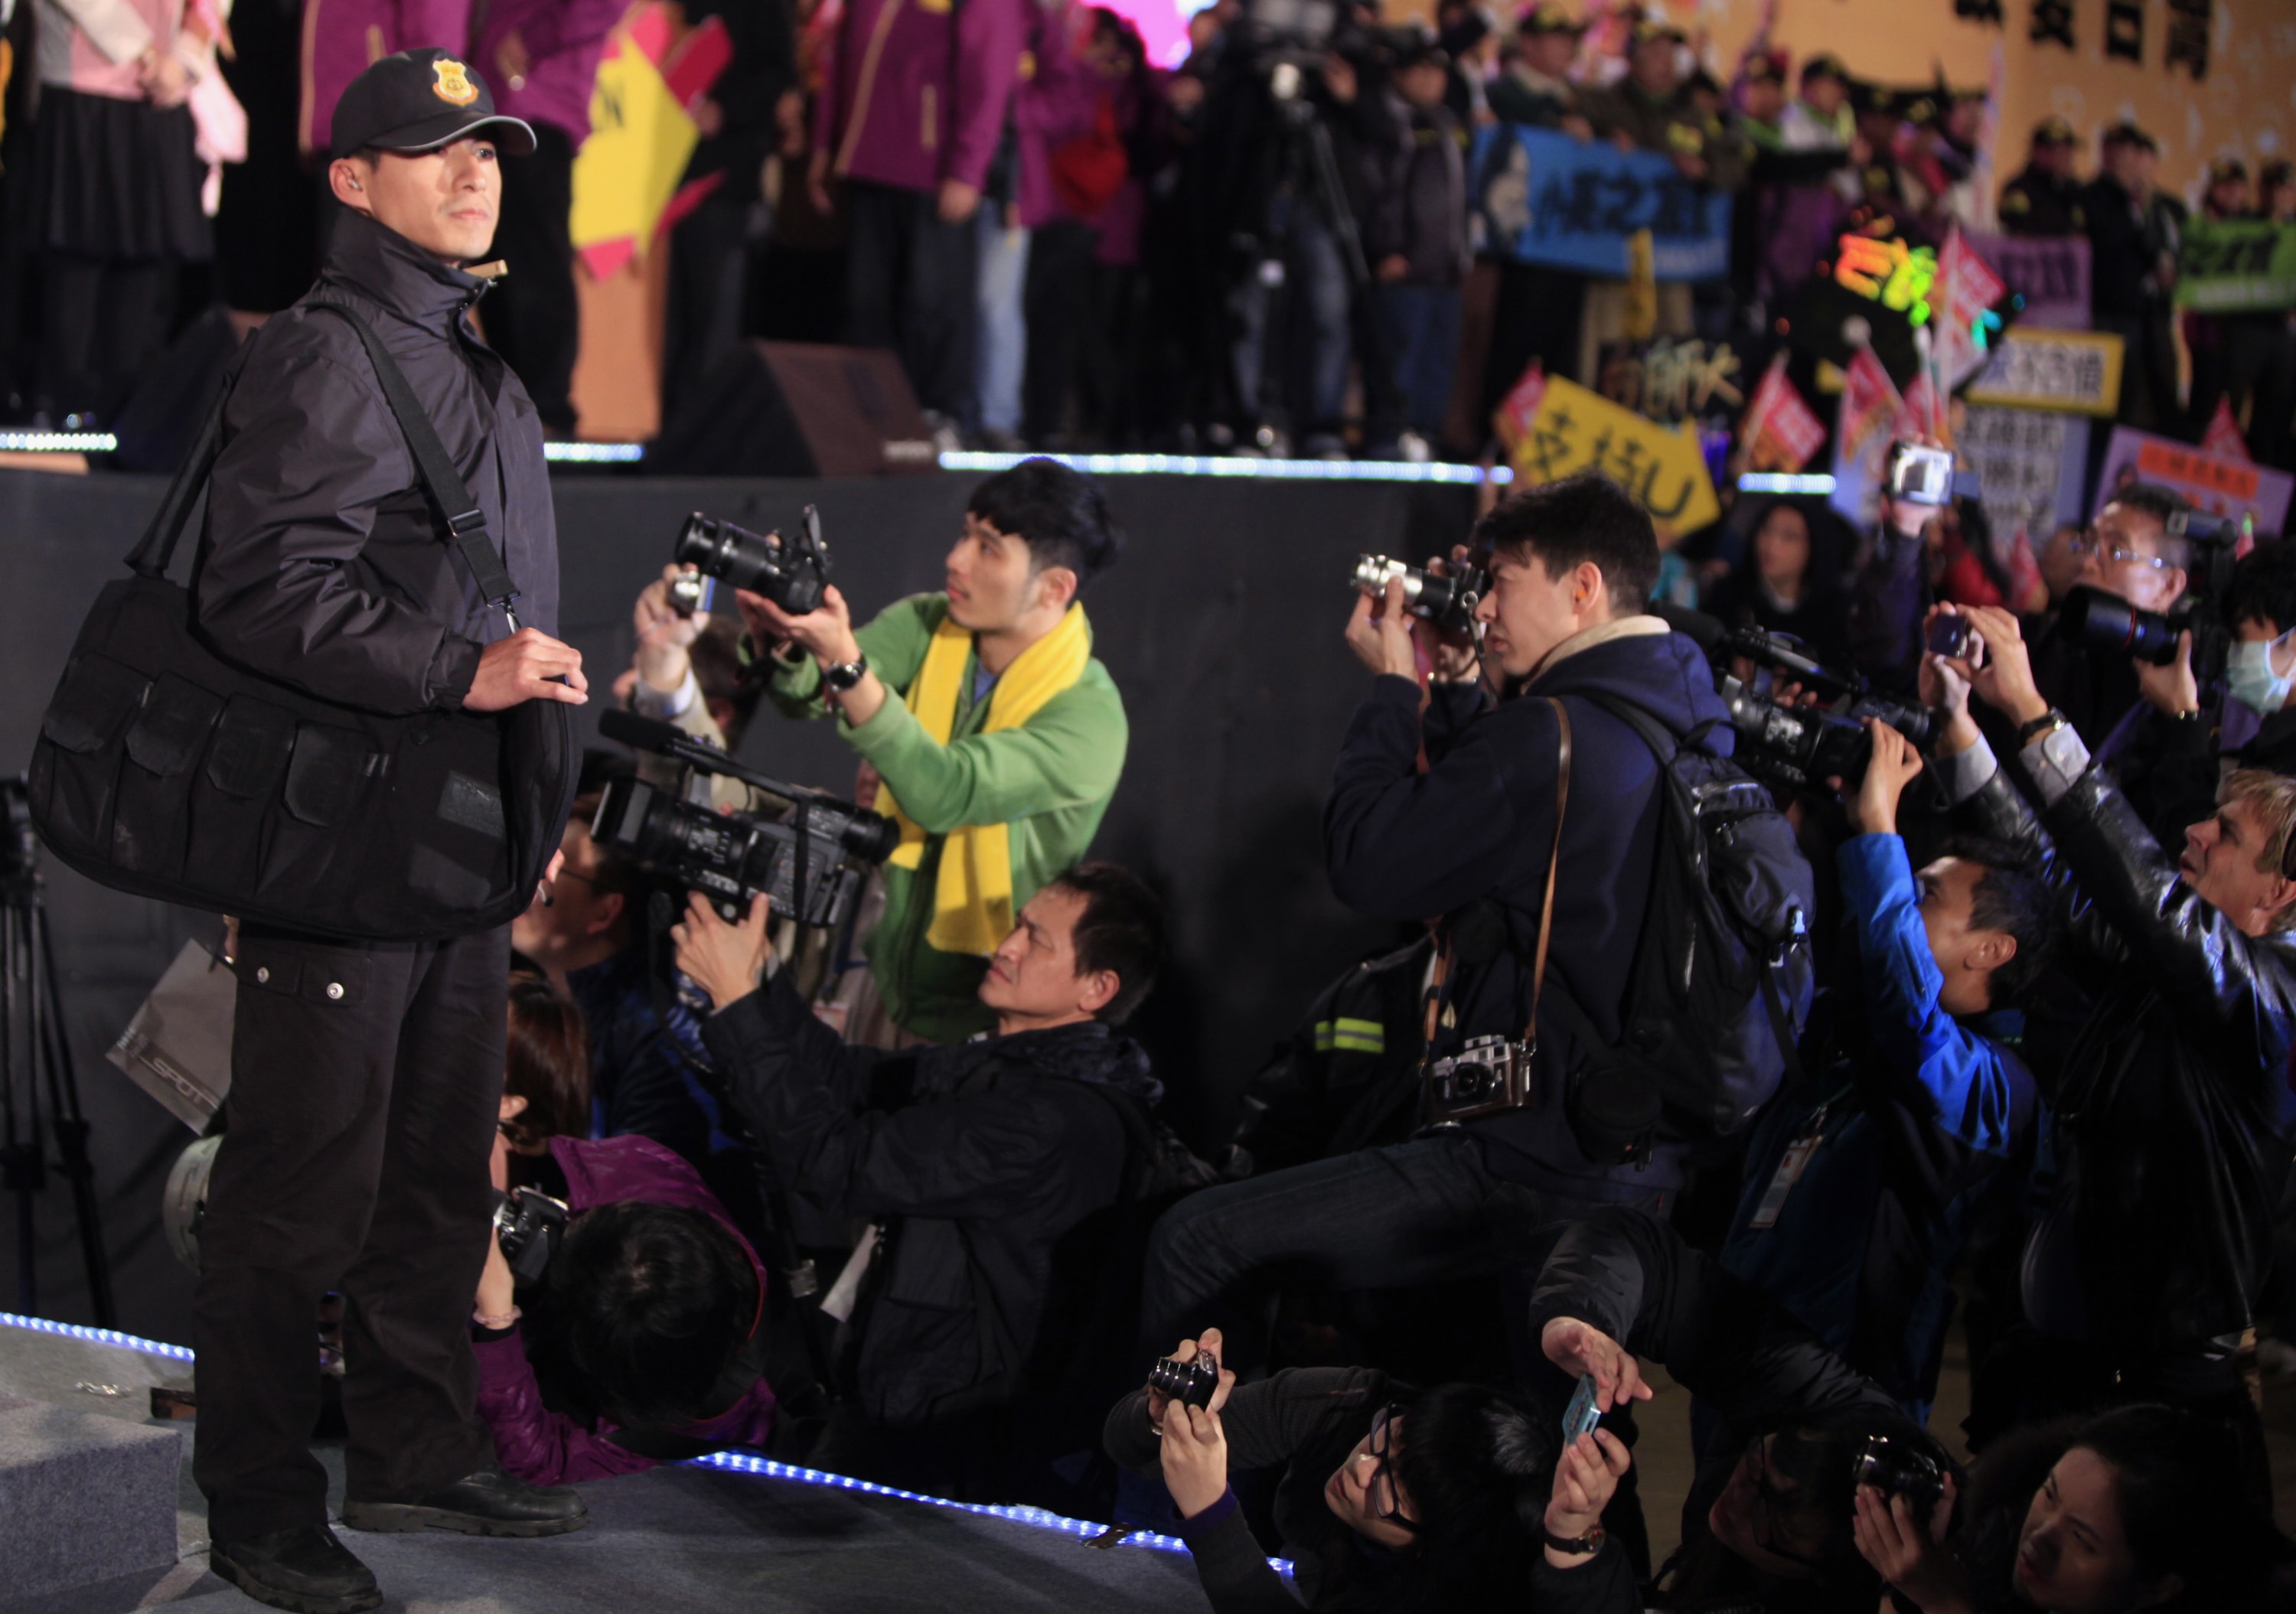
1544, 1523, 1606, 1556
2017, 707, 2069, 744
823, 654, 869, 693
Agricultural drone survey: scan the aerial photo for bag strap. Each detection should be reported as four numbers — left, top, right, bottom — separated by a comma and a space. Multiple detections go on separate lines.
123, 353, 252, 579
306, 299, 526, 630
1524, 696, 1571, 1045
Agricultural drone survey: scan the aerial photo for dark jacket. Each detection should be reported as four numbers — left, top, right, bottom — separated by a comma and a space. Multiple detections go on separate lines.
1103, 1366, 1640, 1614
1326, 625, 1737, 1198
1998, 162, 2085, 237
199, 207, 558, 713
1720, 834, 2038, 1420
702, 970, 1153, 1427
2082, 175, 2183, 322
475, 1136, 776, 1485
1365, 98, 1469, 289
1956, 757, 2296, 1361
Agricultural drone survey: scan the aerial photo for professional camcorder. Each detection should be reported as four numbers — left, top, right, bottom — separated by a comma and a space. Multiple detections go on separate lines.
593, 709, 899, 929
1655, 602, 1933, 791
676, 504, 833, 617
1351, 553, 1488, 637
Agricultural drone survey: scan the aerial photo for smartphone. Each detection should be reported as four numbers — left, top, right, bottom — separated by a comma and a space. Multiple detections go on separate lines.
1563, 1374, 1603, 1443
1926, 613, 1975, 660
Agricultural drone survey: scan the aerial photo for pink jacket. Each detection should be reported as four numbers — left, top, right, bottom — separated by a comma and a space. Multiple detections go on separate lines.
298, 0, 475, 158
35, 0, 210, 97
475, 1136, 778, 1486
813, 0, 1026, 194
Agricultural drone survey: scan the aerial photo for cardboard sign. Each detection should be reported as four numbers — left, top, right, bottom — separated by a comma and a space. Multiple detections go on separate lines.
1965, 329, 2124, 416
1961, 405, 2092, 559
2095, 427, 2294, 532
1471, 125, 1734, 281
2175, 219, 2296, 315
1594, 337, 1743, 424
1964, 233, 2091, 329
1507, 376, 1721, 535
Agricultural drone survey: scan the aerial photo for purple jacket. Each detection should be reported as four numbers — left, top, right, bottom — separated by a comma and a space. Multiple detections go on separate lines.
814, 0, 1026, 194
298, 0, 475, 158
1012, 0, 1097, 229
472, 0, 631, 145
475, 1136, 777, 1485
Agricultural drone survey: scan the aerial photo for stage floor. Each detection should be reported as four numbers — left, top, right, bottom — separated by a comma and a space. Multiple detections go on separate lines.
0, 1315, 1211, 1614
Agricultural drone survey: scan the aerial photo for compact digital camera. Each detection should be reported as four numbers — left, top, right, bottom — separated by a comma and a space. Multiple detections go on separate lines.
1426, 1033, 1536, 1122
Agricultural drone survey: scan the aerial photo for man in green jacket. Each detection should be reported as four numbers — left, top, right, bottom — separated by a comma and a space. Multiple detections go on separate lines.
739, 459, 1129, 1043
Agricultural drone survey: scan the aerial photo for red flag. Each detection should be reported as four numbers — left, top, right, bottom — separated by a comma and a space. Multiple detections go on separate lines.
1740, 353, 1826, 472
2001, 523, 2050, 614
2203, 396, 2253, 463
1838, 344, 1904, 455
1932, 227, 2007, 390
1492, 360, 1548, 455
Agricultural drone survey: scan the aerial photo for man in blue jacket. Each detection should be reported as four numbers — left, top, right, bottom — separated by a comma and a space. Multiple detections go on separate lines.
1139, 471, 1746, 1362
1720, 716, 2049, 1426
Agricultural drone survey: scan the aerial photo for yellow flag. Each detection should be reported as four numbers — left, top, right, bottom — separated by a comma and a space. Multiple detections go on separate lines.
570, 5, 700, 271
1505, 375, 1721, 540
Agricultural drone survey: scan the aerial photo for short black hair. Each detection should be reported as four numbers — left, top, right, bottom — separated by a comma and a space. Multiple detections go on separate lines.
967, 459, 1123, 589
550, 1201, 758, 1430
1939, 835, 2059, 1008
2099, 481, 2195, 572
1470, 471, 1660, 614
1381, 1383, 1550, 1609
1044, 862, 1164, 1023
2223, 538, 2296, 635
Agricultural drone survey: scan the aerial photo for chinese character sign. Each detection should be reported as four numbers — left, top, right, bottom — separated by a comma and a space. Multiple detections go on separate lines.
1507, 377, 1722, 536
1965, 233, 2091, 328
2096, 428, 2294, 533
1471, 126, 1734, 280
2175, 220, 2296, 315
1965, 329, 2124, 415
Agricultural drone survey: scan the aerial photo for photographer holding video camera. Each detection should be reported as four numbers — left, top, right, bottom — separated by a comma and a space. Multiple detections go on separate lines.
718, 459, 1127, 1045
1921, 602, 2296, 1472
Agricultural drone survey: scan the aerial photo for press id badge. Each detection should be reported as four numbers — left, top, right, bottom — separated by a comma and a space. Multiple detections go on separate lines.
1746, 1107, 1831, 1231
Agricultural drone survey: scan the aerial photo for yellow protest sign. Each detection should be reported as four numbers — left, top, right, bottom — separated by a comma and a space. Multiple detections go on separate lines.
570, 5, 700, 279
1505, 375, 1720, 537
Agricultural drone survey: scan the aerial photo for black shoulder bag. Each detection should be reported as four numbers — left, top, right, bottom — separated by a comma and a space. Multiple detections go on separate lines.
29, 304, 577, 942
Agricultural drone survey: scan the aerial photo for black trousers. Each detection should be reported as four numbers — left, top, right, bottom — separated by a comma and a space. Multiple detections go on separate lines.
486, 124, 580, 435
193, 924, 509, 1541
664, 180, 757, 426
843, 179, 974, 419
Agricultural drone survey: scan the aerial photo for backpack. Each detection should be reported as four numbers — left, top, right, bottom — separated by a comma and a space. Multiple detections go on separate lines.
1544, 691, 1817, 1163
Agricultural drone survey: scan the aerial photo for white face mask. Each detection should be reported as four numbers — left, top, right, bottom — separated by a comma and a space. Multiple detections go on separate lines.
2227, 635, 2295, 716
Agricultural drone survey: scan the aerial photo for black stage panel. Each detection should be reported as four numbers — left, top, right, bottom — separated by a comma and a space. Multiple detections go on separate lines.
0, 467, 1479, 1343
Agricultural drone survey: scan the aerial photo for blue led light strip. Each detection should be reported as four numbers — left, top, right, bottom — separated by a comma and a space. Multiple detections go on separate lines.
0, 1310, 1286, 1576
1737, 472, 1837, 495
543, 442, 646, 463
0, 431, 118, 454
941, 449, 1511, 486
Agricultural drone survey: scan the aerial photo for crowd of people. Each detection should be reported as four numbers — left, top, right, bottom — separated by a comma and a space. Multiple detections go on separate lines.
4, 0, 2294, 469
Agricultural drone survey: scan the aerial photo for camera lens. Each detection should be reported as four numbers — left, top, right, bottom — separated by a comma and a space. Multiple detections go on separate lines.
675, 514, 784, 596
2064, 585, 2181, 667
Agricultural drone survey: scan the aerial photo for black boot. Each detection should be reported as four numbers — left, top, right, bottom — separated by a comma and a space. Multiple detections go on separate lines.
208, 1524, 382, 1614
341, 1466, 588, 1537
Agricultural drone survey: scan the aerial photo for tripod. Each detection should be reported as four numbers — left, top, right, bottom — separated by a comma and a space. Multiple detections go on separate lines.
0, 778, 115, 1326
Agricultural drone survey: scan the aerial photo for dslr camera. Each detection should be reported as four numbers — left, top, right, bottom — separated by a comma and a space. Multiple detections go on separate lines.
493, 1185, 570, 1285
1352, 553, 1488, 637
676, 504, 833, 616
1851, 1434, 1947, 1517
2056, 506, 2241, 679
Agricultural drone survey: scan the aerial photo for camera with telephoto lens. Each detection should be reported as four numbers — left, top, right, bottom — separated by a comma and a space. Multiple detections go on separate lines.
493, 1185, 570, 1285
1426, 1033, 1536, 1121
591, 774, 899, 930
2060, 510, 2241, 671
675, 505, 832, 616
1150, 1350, 1222, 1410
1851, 1434, 1947, 1518
1352, 554, 1489, 637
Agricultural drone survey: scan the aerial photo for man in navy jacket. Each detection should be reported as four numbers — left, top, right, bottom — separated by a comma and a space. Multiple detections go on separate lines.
1139, 471, 1748, 1362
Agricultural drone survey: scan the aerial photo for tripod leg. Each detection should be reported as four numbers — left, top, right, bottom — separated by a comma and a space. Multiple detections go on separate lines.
2, 904, 38, 1314
34, 903, 115, 1328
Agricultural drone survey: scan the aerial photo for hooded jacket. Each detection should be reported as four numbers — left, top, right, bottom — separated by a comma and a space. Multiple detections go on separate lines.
199, 207, 557, 715
1326, 622, 1736, 1198
703, 970, 1159, 1427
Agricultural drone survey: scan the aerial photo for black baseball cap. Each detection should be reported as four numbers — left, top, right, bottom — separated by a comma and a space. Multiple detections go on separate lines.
331, 47, 537, 161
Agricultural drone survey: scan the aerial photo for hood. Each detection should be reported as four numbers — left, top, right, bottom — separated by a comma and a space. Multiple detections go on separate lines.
549, 1133, 769, 1290
1525, 624, 1734, 758
951, 1019, 1164, 1107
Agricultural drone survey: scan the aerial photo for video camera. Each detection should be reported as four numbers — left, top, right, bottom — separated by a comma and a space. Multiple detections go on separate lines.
676, 504, 833, 617
1654, 603, 1934, 792
592, 709, 899, 929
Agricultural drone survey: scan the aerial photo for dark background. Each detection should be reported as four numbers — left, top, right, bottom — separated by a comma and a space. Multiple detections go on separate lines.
0, 465, 1476, 1345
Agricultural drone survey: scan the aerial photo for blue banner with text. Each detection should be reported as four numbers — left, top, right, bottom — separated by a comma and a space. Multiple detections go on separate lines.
1471, 124, 1733, 281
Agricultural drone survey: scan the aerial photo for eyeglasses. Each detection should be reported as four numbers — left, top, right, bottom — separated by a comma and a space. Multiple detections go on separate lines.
1746, 1434, 1826, 1570
2067, 530, 2171, 571
1362, 1404, 1418, 1531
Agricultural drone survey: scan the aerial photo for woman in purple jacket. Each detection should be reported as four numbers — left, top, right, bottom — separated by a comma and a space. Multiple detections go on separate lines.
474, 981, 777, 1483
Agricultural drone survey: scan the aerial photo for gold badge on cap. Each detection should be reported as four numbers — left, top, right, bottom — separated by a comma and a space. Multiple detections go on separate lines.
432, 57, 480, 106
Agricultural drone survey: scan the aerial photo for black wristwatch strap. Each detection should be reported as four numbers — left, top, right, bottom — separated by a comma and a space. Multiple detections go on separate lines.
824, 654, 869, 693
2017, 708, 2067, 744
1544, 1523, 1606, 1555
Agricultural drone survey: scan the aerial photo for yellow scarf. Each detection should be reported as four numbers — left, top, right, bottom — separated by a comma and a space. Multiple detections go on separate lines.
876, 603, 1093, 956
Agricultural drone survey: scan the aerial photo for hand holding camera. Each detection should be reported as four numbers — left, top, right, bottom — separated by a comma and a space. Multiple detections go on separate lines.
1544, 1425, 1632, 1565
1538, 1316, 1653, 1413
1840, 719, 1924, 838
1945, 606, 2047, 729
1146, 1327, 1234, 1433
1851, 1466, 1962, 1611
1345, 573, 1421, 682
2132, 629, 2200, 720
670, 889, 776, 1011
634, 562, 711, 696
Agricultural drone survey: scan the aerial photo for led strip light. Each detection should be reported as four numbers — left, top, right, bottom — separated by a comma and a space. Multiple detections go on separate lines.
0, 1309, 1290, 1577
543, 442, 646, 464
0, 431, 118, 454
940, 450, 1511, 485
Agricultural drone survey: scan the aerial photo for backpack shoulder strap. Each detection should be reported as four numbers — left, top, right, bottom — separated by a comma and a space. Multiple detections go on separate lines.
305, 299, 525, 630
1577, 688, 1679, 765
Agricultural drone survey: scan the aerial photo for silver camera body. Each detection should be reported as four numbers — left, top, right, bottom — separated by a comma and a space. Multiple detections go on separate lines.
1426, 1033, 1536, 1122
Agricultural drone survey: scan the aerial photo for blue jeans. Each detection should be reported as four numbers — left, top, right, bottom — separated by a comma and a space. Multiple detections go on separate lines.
1376, 284, 1461, 438
1230, 199, 1352, 433
973, 209, 1029, 438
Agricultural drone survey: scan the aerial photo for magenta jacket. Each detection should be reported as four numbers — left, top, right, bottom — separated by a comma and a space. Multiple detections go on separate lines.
472, 0, 631, 145
1012, 0, 1097, 229
813, 0, 1026, 194
298, 0, 474, 157
475, 1135, 777, 1485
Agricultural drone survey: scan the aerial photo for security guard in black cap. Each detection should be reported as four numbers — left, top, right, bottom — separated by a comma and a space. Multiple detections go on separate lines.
2001, 114, 2086, 236
192, 47, 591, 1614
